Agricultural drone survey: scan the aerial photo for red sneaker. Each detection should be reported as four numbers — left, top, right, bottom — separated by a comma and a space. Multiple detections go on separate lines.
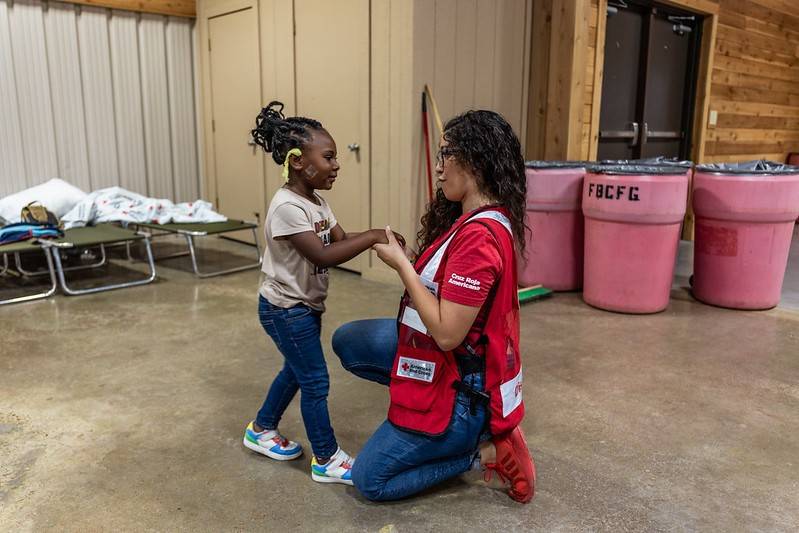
483, 426, 536, 503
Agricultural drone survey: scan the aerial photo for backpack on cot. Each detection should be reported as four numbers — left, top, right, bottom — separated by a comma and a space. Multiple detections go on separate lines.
20, 202, 61, 228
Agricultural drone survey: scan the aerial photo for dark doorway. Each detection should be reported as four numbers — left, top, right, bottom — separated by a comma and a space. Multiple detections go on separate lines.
597, 1, 703, 160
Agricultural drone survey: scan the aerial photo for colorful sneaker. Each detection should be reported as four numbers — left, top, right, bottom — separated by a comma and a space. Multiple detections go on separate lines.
243, 421, 303, 461
483, 426, 536, 503
310, 447, 355, 485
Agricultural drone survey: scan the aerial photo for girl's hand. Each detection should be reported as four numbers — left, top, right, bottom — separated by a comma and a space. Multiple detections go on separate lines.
370, 228, 406, 249
373, 226, 410, 271
393, 231, 407, 249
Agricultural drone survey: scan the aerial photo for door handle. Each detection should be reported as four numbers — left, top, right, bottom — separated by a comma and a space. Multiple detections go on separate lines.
348, 143, 360, 152
645, 129, 683, 139
641, 122, 648, 146
599, 122, 640, 146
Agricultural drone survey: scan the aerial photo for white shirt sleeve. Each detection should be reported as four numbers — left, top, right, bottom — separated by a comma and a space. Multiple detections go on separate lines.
271, 202, 314, 238
329, 208, 338, 230
318, 195, 337, 230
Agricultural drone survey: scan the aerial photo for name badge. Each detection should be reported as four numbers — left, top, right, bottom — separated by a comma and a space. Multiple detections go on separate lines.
401, 306, 427, 334
399, 277, 439, 335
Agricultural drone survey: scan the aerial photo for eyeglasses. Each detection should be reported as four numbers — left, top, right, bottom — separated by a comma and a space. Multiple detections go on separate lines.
435, 146, 457, 167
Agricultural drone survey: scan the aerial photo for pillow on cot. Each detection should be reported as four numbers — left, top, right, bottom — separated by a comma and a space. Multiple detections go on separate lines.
0, 179, 88, 224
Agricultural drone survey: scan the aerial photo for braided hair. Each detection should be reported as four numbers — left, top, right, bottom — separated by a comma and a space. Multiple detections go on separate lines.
251, 101, 324, 166
416, 110, 528, 255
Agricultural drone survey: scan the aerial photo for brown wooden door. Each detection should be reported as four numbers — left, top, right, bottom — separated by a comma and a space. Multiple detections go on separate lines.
598, 1, 701, 160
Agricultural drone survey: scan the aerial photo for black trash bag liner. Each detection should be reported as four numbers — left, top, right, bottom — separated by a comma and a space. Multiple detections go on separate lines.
695, 159, 799, 175
599, 156, 693, 168
587, 164, 688, 175
525, 160, 590, 169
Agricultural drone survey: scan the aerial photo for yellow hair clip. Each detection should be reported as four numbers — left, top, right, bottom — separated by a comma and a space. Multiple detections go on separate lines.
282, 148, 302, 182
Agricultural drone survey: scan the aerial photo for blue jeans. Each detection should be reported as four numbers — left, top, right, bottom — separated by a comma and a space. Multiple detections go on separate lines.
332, 319, 487, 501
255, 295, 338, 460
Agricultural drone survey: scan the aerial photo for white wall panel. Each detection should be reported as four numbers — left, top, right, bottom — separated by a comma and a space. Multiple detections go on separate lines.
0, 0, 199, 202
78, 6, 120, 189
166, 16, 199, 202
45, 1, 91, 190
0, 0, 27, 197
492, 0, 527, 137
109, 9, 147, 194
9, 0, 58, 184
474, 0, 498, 110
140, 14, 174, 200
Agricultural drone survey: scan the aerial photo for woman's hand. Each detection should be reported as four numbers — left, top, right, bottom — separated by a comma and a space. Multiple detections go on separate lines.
373, 226, 410, 272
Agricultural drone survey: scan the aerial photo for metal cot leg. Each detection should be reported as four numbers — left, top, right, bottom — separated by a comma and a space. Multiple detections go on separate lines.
183, 226, 262, 278
0, 248, 58, 305
15, 244, 107, 277
51, 237, 157, 296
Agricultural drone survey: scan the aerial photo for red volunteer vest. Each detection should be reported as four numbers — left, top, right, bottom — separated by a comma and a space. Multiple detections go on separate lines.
388, 207, 524, 437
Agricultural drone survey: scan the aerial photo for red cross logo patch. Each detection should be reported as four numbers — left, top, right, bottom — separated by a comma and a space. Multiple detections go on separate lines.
396, 356, 435, 383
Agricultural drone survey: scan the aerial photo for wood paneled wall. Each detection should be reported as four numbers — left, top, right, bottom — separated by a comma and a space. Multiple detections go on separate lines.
584, 0, 603, 160
526, 0, 591, 160
705, 0, 799, 162
57, 0, 195, 18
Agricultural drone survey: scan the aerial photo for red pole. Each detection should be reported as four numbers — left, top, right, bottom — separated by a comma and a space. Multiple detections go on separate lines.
421, 91, 434, 202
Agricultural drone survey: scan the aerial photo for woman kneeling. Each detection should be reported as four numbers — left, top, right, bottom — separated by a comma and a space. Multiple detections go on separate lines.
332, 110, 536, 503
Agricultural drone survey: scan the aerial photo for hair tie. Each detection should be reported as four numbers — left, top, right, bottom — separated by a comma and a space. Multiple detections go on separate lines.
282, 148, 302, 182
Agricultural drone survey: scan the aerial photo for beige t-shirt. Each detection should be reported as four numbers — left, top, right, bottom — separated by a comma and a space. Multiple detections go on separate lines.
259, 188, 337, 312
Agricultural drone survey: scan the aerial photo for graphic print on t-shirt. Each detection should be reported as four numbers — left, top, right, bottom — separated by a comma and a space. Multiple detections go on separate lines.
314, 218, 332, 275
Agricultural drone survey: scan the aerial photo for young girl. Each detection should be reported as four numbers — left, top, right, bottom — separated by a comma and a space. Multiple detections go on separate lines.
243, 101, 404, 485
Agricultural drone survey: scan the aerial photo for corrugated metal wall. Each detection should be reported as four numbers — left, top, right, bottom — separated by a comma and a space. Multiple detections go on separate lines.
0, 0, 200, 201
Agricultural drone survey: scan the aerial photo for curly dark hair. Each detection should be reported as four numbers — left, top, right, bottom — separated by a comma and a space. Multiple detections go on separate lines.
416, 110, 528, 255
251, 101, 324, 165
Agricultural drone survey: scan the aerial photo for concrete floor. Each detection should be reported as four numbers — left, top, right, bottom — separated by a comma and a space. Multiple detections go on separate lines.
1, 237, 798, 532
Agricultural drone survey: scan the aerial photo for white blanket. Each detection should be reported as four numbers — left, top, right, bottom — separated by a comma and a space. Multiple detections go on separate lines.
62, 187, 227, 229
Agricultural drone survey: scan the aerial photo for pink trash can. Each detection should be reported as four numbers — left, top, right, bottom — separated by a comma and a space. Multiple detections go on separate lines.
518, 161, 587, 291
692, 161, 799, 310
582, 164, 690, 314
